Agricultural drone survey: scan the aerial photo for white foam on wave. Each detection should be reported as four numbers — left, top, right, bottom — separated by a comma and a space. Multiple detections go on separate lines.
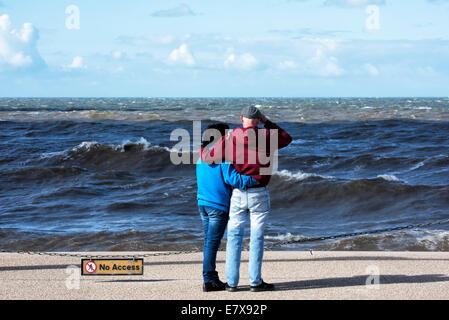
414, 229, 449, 251
39, 137, 170, 160
74, 141, 101, 151
40, 141, 102, 160
254, 104, 277, 109
74, 138, 170, 153
39, 150, 67, 159
409, 161, 425, 171
269, 228, 449, 251
264, 232, 306, 242
290, 139, 308, 145
39, 141, 100, 161
375, 229, 449, 251
121, 137, 151, 151
274, 169, 335, 181
376, 174, 400, 182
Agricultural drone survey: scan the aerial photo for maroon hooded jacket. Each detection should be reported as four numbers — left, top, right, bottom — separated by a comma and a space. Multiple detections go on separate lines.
201, 120, 292, 186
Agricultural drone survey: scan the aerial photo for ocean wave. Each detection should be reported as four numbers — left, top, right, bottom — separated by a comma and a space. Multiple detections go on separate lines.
26, 138, 194, 177
40, 138, 170, 162
376, 174, 400, 182
0, 230, 202, 252
1, 103, 449, 123
0, 166, 87, 182
289, 139, 308, 145
326, 154, 425, 172
273, 169, 335, 182
2, 227, 449, 252
278, 153, 430, 175
408, 161, 425, 171
264, 229, 449, 251
265, 232, 307, 242
0, 110, 164, 122
315, 229, 449, 251
268, 174, 449, 211
72, 137, 170, 154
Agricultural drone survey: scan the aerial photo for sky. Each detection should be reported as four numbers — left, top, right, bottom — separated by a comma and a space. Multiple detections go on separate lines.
0, 0, 448, 97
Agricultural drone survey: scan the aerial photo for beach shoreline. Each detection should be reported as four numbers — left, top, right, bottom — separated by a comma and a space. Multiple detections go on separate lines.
1, 250, 448, 300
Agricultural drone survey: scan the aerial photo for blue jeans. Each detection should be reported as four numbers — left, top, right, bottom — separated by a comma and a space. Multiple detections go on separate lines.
226, 187, 270, 287
199, 205, 229, 283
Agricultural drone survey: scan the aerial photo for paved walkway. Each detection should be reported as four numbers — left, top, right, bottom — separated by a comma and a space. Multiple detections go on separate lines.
1, 251, 448, 299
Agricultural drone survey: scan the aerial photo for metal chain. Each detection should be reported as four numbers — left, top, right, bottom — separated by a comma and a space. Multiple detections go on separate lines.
265, 218, 449, 249
0, 248, 201, 259
1, 218, 449, 258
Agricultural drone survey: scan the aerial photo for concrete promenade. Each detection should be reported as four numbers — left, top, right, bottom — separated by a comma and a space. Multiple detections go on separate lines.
1, 251, 449, 300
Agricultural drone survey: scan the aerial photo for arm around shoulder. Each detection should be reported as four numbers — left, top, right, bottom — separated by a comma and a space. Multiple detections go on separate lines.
221, 163, 258, 189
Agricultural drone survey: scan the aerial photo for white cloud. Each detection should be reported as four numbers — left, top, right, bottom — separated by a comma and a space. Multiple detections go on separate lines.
224, 52, 259, 70
151, 4, 196, 17
116, 35, 175, 46
426, 0, 449, 4
278, 60, 298, 70
307, 48, 345, 76
167, 44, 195, 66
277, 44, 344, 77
314, 38, 339, 51
112, 51, 123, 59
155, 35, 176, 45
364, 63, 379, 76
112, 66, 125, 73
275, 37, 345, 76
67, 56, 86, 69
416, 66, 438, 77
0, 14, 45, 70
323, 0, 385, 7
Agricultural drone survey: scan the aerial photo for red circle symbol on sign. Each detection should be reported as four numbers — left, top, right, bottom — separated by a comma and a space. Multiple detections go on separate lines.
84, 261, 97, 273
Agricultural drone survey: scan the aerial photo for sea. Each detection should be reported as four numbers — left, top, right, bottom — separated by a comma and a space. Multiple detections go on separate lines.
0, 97, 448, 252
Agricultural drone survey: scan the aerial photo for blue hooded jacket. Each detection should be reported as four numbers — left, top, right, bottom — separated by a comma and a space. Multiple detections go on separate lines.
196, 158, 257, 212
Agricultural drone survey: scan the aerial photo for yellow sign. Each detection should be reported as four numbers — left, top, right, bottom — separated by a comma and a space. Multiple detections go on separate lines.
81, 258, 144, 276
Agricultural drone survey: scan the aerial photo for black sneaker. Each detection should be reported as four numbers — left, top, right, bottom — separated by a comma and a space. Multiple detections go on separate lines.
203, 279, 226, 292
250, 281, 275, 292
225, 283, 238, 292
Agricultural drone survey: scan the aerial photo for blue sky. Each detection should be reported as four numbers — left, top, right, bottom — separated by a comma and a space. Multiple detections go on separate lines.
0, 0, 448, 97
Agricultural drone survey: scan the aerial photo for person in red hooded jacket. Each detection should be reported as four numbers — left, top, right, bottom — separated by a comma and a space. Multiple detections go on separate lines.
201, 105, 292, 292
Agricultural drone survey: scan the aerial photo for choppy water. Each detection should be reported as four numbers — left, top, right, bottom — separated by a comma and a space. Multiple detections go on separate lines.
0, 98, 448, 252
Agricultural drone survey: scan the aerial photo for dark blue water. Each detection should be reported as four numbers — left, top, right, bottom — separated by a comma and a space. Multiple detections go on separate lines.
0, 98, 448, 251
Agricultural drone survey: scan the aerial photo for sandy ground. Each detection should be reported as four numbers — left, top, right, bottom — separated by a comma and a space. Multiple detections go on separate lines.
1, 250, 449, 300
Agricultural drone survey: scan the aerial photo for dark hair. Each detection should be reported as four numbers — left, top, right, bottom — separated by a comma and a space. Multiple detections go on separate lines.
202, 123, 229, 149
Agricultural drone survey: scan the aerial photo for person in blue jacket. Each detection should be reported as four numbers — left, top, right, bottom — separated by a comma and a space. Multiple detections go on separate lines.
196, 123, 257, 292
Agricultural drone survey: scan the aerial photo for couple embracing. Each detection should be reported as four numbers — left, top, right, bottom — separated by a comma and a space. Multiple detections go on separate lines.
196, 106, 292, 292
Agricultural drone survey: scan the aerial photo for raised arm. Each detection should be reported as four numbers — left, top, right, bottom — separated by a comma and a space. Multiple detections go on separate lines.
261, 116, 292, 150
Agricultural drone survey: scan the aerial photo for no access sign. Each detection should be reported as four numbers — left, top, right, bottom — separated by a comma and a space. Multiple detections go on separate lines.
81, 258, 144, 276
84, 261, 97, 274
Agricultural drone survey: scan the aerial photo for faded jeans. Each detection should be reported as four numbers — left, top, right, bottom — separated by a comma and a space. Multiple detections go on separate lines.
199, 205, 229, 283
225, 187, 270, 287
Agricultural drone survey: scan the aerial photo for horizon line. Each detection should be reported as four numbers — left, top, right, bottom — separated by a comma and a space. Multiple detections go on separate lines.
0, 96, 448, 99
